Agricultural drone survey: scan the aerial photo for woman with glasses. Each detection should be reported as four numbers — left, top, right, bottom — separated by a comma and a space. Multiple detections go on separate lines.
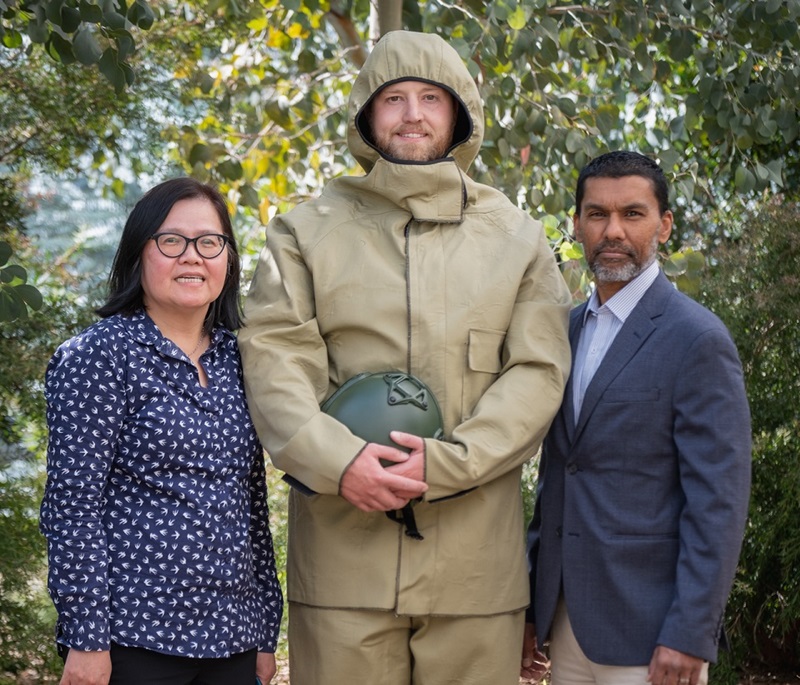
40, 178, 283, 685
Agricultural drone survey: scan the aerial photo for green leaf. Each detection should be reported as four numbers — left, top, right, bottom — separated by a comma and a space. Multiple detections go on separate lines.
189, 143, 212, 165
26, 17, 49, 43
581, 36, 599, 61
658, 147, 681, 171
734, 166, 756, 193
61, 6, 82, 33
98, 48, 126, 92
73, 27, 103, 64
79, 0, 104, 23
113, 29, 136, 61
527, 187, 544, 208
556, 97, 576, 118
0, 242, 11, 267
559, 240, 584, 262
127, 0, 155, 30
48, 32, 77, 64
239, 184, 260, 209
543, 191, 563, 215
102, 7, 128, 30
217, 158, 244, 181
2, 28, 23, 48
297, 48, 317, 73
15, 284, 43, 311
508, 6, 527, 30
198, 72, 215, 94
754, 162, 770, 182
765, 159, 784, 187
526, 110, 546, 135
122, 61, 135, 87
685, 249, 705, 274
668, 29, 694, 61
46, 0, 65, 25
565, 129, 583, 153
595, 104, 620, 138
0, 264, 26, 284
663, 252, 688, 277
0, 289, 22, 323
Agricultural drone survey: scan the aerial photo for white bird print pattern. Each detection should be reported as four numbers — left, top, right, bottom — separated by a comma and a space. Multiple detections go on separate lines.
40, 311, 283, 658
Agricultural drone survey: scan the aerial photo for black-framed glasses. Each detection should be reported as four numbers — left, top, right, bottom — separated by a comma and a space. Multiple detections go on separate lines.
151, 232, 230, 259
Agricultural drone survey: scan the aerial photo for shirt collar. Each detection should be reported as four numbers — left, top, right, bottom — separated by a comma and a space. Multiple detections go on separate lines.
123, 309, 232, 353
582, 261, 660, 325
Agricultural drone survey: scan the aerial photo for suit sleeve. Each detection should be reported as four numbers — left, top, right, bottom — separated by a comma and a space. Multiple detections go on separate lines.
657, 325, 751, 661
423, 224, 571, 500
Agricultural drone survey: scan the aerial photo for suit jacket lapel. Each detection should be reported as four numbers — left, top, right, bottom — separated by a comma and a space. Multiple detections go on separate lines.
563, 304, 585, 442
572, 273, 673, 444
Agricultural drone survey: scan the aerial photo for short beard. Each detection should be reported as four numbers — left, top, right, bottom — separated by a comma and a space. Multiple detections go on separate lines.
591, 260, 642, 283
374, 129, 451, 162
588, 234, 659, 284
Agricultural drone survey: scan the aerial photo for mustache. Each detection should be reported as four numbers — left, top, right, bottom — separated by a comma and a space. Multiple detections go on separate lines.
394, 125, 432, 135
589, 241, 636, 261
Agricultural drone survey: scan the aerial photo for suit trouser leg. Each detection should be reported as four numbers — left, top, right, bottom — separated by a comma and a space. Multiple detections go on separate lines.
288, 601, 524, 685
549, 600, 709, 685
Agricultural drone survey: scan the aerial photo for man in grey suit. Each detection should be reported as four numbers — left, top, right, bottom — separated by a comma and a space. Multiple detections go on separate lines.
521, 151, 751, 685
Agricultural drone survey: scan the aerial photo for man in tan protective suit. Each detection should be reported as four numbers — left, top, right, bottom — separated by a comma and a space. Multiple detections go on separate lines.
239, 30, 571, 685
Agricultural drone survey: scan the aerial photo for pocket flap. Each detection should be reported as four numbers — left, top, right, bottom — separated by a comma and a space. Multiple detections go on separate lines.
468, 328, 505, 374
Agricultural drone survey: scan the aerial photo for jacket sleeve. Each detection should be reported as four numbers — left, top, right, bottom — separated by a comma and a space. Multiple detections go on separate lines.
239, 217, 367, 495
656, 325, 751, 661
422, 224, 572, 500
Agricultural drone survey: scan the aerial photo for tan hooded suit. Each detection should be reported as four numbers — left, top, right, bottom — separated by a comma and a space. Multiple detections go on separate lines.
240, 30, 571, 683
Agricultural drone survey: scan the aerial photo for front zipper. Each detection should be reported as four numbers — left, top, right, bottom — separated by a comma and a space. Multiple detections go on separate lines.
404, 219, 413, 374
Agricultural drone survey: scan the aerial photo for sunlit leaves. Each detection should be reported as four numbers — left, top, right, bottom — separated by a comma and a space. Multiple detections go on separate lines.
1, 0, 154, 91
60, 0, 795, 295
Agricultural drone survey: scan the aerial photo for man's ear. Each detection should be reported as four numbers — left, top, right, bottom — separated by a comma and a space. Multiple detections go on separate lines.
658, 210, 674, 244
572, 212, 582, 242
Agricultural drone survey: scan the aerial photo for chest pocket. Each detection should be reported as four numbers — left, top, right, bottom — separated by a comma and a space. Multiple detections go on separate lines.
468, 328, 504, 373
462, 328, 505, 421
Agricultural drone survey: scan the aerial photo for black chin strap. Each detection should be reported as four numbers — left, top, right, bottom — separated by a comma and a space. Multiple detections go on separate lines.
386, 504, 424, 540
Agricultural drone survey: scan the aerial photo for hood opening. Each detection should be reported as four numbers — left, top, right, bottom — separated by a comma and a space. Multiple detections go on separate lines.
355, 77, 473, 163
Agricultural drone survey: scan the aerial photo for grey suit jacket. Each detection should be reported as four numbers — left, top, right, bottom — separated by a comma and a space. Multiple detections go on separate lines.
527, 271, 751, 665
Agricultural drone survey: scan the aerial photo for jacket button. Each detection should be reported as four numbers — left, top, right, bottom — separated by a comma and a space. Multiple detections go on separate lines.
567, 463, 578, 474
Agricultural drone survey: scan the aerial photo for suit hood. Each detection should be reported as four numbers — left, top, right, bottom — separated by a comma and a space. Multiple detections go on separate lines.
348, 30, 483, 173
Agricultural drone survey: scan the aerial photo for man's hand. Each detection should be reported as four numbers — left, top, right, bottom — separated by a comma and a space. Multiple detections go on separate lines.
647, 645, 705, 685
384, 431, 425, 482
60, 649, 111, 685
520, 622, 550, 683
340, 442, 427, 511
256, 651, 277, 684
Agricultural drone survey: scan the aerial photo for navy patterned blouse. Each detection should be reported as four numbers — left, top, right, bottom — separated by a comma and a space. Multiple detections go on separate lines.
40, 311, 283, 658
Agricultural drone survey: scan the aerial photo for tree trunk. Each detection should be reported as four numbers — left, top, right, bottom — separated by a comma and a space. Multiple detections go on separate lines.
326, 0, 368, 67
370, 0, 403, 43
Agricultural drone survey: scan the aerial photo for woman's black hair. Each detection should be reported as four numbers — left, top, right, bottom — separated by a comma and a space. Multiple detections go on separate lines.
96, 177, 243, 331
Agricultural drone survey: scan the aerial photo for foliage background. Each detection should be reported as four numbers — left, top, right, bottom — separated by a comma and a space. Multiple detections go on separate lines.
1, 0, 799, 682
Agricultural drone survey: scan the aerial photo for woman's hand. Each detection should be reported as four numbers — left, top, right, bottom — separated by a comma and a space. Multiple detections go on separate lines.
256, 651, 277, 684
60, 649, 111, 685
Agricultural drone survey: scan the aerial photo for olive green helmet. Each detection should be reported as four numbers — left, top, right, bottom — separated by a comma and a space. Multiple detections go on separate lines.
322, 371, 444, 541
321, 371, 444, 453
